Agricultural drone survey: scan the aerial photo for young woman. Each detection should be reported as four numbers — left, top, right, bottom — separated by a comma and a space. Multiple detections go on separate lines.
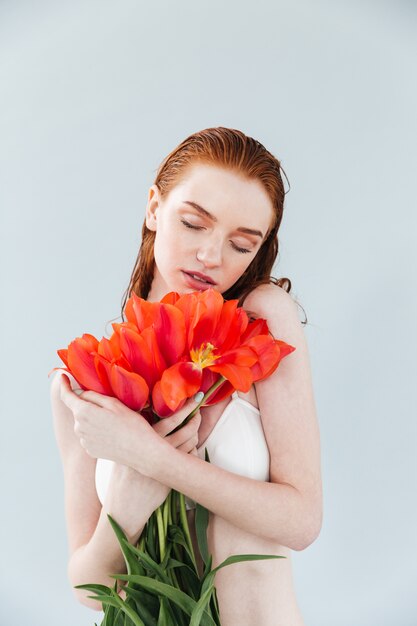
51, 127, 323, 626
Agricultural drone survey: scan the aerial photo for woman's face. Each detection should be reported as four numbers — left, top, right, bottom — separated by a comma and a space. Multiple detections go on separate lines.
145, 163, 274, 301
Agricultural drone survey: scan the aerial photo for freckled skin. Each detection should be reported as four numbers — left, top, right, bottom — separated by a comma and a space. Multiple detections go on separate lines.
145, 163, 274, 302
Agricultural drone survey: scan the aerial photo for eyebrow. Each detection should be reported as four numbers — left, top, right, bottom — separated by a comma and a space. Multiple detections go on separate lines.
182, 200, 264, 238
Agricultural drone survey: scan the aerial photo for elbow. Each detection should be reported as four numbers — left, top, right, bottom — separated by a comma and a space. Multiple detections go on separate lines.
292, 522, 322, 551
292, 504, 323, 552
68, 562, 105, 613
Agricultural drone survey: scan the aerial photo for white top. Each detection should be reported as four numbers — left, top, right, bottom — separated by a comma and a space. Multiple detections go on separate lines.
95, 391, 270, 509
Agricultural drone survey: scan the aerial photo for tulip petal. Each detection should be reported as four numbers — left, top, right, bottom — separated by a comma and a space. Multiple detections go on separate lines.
241, 317, 269, 341
209, 363, 253, 392
57, 348, 69, 368
275, 339, 297, 360
160, 362, 202, 411
132, 293, 162, 331
213, 345, 258, 367
189, 289, 224, 349
246, 336, 296, 382
93, 354, 114, 395
208, 300, 244, 351
117, 326, 154, 383
110, 364, 149, 411
81, 333, 100, 352
152, 381, 187, 417
140, 326, 168, 384
123, 292, 162, 331
153, 304, 186, 365
161, 291, 180, 305
67, 338, 109, 394
97, 337, 119, 362
200, 369, 234, 405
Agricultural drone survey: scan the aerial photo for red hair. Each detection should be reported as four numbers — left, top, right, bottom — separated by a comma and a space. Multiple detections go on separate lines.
121, 127, 306, 322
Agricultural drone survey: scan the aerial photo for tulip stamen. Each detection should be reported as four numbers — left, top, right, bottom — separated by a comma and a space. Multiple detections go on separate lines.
190, 342, 218, 369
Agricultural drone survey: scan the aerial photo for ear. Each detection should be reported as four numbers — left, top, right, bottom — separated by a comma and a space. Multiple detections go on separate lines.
145, 184, 161, 232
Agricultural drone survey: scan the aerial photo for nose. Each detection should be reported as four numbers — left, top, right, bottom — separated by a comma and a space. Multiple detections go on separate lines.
196, 236, 222, 268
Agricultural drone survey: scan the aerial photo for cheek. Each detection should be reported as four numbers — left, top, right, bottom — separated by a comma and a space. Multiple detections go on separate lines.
226, 254, 254, 284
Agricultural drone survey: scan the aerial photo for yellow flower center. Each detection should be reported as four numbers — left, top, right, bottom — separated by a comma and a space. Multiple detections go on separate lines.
190, 342, 218, 368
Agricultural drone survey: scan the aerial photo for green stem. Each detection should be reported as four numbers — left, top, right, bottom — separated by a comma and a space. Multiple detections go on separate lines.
137, 531, 145, 551
155, 505, 166, 562
171, 376, 227, 433
178, 492, 197, 571
167, 490, 173, 526
162, 491, 170, 534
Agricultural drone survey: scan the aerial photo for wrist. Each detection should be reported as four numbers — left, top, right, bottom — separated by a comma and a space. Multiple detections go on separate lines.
129, 429, 173, 479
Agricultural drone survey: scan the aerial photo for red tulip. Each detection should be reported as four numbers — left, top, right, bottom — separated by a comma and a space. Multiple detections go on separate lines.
54, 287, 296, 421
148, 288, 295, 415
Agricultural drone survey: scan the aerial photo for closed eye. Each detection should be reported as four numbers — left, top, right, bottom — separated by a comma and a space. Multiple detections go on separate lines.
231, 243, 251, 254
180, 219, 252, 254
180, 219, 204, 231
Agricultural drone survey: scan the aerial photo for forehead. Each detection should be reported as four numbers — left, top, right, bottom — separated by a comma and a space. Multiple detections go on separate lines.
166, 163, 274, 230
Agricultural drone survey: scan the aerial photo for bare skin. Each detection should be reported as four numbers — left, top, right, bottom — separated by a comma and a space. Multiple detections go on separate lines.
187, 384, 305, 626
52, 163, 322, 624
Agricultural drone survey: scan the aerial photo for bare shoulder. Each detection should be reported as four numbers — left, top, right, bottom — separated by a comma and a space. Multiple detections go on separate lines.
243, 283, 302, 341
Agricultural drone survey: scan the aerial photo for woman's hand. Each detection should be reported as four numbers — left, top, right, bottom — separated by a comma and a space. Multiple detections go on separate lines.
59, 373, 202, 473
107, 408, 202, 512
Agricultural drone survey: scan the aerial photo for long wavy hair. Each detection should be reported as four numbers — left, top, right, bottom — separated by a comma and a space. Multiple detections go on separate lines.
120, 127, 306, 323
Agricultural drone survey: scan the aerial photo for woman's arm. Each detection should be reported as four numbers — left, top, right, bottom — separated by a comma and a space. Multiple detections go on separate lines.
58, 284, 322, 552
67, 464, 162, 611
51, 372, 201, 611
134, 285, 323, 550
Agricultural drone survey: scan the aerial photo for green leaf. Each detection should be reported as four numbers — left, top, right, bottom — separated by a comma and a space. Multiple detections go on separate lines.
213, 552, 286, 574
114, 608, 124, 626
190, 585, 215, 626
145, 514, 158, 562
156, 597, 170, 626
201, 553, 285, 597
209, 587, 221, 624
110, 575, 216, 626
167, 524, 196, 567
80, 585, 146, 626
166, 558, 201, 599
202, 554, 213, 581
195, 502, 209, 566
74, 582, 113, 595
121, 540, 172, 584
122, 587, 158, 626
107, 514, 144, 576
102, 601, 116, 625
178, 492, 197, 570
160, 542, 174, 571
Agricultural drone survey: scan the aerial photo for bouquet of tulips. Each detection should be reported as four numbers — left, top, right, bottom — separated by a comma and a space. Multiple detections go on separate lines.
54, 287, 295, 625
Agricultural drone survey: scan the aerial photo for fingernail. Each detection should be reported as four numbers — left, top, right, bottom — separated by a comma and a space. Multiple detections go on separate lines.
73, 388, 83, 396
194, 391, 204, 403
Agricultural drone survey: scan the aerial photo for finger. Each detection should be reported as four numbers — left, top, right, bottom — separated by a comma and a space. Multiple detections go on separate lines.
59, 373, 115, 412
165, 413, 201, 448
153, 398, 202, 436
77, 388, 119, 410
176, 434, 200, 453
154, 409, 201, 439
59, 374, 84, 413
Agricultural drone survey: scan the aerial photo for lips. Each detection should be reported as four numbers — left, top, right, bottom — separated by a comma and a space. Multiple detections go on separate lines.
182, 270, 217, 286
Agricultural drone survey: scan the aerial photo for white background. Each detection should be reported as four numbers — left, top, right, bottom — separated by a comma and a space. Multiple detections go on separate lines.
0, 1, 416, 624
